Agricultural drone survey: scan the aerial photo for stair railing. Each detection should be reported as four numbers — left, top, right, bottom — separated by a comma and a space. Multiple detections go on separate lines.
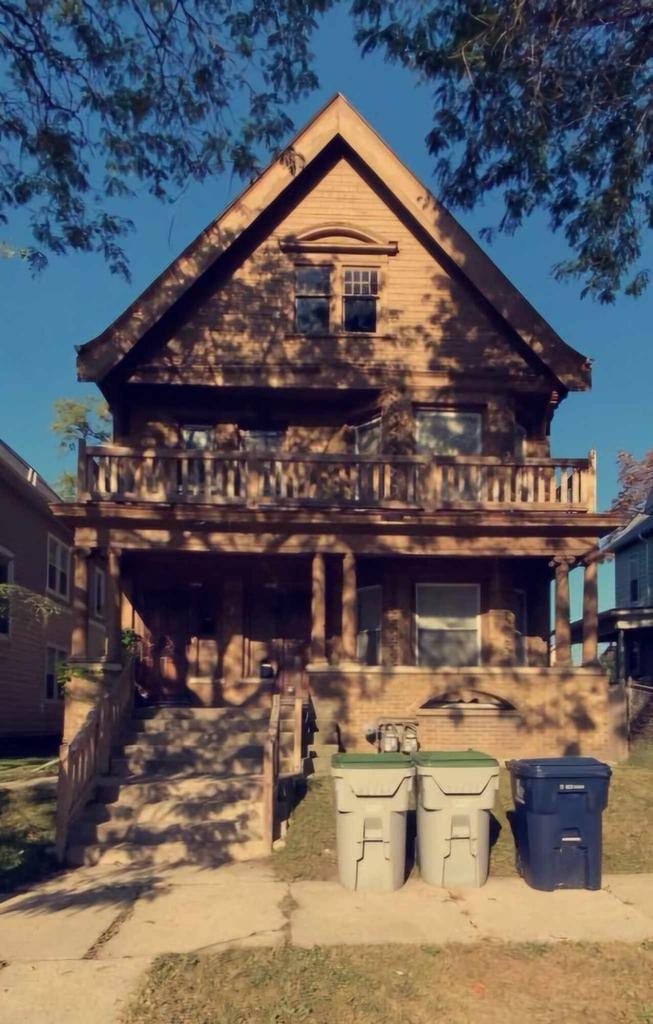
54, 658, 134, 861
262, 693, 281, 854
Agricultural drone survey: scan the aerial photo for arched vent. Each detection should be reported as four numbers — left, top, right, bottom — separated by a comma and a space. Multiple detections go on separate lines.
279, 224, 398, 255
420, 689, 516, 712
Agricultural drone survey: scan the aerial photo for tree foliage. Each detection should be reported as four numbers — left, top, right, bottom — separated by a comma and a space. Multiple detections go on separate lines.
51, 396, 111, 451
611, 448, 653, 516
1, 0, 651, 301
354, 0, 653, 303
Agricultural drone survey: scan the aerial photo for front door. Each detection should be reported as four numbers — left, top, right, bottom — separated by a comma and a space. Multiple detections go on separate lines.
140, 589, 191, 703
246, 585, 310, 692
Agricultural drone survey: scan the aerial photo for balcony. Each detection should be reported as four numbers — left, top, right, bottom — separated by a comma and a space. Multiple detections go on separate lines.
78, 443, 596, 512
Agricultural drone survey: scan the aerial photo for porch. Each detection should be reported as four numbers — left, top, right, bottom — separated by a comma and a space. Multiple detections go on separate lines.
68, 546, 621, 760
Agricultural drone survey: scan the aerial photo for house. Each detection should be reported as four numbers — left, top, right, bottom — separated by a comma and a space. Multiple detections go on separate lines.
580, 489, 653, 685
52, 94, 624, 773
0, 440, 105, 738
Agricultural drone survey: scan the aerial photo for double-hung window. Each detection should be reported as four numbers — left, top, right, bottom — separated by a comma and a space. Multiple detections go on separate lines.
415, 584, 480, 668
0, 547, 14, 636
47, 536, 71, 600
295, 266, 331, 335
45, 646, 67, 701
343, 268, 379, 332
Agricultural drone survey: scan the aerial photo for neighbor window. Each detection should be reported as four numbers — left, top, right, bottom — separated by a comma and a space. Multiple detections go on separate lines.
47, 536, 71, 600
356, 585, 382, 666
416, 410, 482, 456
343, 268, 379, 332
415, 583, 480, 668
295, 265, 331, 334
93, 567, 106, 619
45, 646, 67, 701
0, 547, 14, 636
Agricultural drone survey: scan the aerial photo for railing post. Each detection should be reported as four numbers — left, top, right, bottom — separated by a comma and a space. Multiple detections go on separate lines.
582, 558, 600, 665
341, 551, 357, 663
246, 458, 261, 506
310, 552, 328, 666
77, 439, 87, 499
71, 547, 91, 660
550, 557, 573, 666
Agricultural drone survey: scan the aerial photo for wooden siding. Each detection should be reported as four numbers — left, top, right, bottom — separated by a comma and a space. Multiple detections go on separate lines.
132, 157, 540, 388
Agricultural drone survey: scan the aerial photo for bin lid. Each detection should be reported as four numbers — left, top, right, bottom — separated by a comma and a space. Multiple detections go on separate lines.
412, 749, 498, 768
331, 752, 412, 769
508, 757, 611, 779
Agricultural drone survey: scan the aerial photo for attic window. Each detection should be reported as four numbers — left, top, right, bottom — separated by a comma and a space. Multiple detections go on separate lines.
295, 265, 330, 335
343, 268, 378, 332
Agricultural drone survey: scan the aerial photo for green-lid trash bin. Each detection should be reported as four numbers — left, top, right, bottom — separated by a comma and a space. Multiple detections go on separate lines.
331, 752, 415, 891
413, 749, 500, 888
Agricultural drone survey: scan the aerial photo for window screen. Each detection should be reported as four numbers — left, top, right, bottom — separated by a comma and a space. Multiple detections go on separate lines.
415, 584, 480, 668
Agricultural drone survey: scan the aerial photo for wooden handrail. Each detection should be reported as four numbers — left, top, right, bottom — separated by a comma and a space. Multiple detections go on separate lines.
262, 693, 281, 854
54, 659, 134, 862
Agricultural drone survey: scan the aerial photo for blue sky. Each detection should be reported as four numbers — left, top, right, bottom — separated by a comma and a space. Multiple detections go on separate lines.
1, 5, 650, 616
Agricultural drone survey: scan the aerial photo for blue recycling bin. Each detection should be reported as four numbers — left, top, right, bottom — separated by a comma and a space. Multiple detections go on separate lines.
508, 757, 612, 891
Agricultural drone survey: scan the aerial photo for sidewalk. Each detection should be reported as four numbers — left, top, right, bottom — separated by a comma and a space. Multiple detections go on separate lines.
2, 861, 653, 1023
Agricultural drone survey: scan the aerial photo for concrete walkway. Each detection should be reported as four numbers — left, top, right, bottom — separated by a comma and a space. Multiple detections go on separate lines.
3, 862, 653, 1023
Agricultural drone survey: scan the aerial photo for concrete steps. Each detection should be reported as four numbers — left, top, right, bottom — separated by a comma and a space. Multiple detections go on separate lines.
65, 706, 273, 869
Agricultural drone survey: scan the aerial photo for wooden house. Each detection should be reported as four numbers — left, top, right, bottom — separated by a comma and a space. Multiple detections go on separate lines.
52, 94, 626, 831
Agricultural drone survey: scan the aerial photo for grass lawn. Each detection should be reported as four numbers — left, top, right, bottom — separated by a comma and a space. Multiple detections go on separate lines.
0, 757, 58, 785
274, 740, 653, 882
0, 783, 57, 896
123, 943, 653, 1024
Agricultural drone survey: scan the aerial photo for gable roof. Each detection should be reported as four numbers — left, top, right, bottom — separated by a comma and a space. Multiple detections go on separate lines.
77, 94, 591, 392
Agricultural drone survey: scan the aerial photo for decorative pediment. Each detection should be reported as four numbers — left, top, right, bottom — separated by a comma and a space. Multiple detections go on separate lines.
279, 223, 398, 256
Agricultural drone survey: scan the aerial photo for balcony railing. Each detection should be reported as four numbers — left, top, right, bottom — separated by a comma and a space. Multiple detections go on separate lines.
78, 443, 596, 512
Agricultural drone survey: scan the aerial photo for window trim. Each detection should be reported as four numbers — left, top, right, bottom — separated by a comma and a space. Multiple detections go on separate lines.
414, 582, 481, 668
0, 544, 15, 639
92, 566, 106, 622
44, 645, 68, 702
46, 534, 71, 602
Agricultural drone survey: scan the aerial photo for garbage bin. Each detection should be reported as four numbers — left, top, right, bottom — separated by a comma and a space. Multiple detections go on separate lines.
414, 750, 500, 887
508, 757, 612, 891
331, 752, 414, 891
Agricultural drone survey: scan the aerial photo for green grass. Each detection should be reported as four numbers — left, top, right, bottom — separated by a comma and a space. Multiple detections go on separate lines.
122, 943, 653, 1024
0, 757, 58, 784
274, 741, 653, 882
0, 784, 57, 896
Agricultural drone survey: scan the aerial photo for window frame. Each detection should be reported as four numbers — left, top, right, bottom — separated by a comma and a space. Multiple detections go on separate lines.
46, 534, 71, 602
92, 566, 106, 621
342, 266, 380, 334
414, 582, 481, 668
415, 408, 483, 456
44, 645, 67, 702
294, 263, 332, 335
0, 545, 15, 639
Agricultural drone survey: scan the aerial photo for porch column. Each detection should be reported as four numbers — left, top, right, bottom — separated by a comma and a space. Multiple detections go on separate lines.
341, 552, 357, 662
70, 547, 90, 659
105, 547, 122, 663
551, 557, 572, 666
582, 559, 599, 665
310, 552, 328, 665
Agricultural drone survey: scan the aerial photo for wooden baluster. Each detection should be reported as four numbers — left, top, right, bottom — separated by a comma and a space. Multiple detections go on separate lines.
246, 458, 261, 505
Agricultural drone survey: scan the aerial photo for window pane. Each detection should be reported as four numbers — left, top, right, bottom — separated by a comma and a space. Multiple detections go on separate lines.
45, 671, 55, 700
357, 586, 382, 632
344, 297, 376, 333
296, 296, 329, 334
296, 266, 330, 295
416, 412, 481, 455
48, 563, 58, 591
181, 426, 212, 450
418, 628, 479, 667
354, 420, 381, 455
416, 584, 478, 629
344, 268, 379, 296
357, 629, 380, 666
241, 430, 284, 452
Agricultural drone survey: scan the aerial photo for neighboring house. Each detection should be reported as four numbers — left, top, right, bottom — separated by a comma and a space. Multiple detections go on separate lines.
590, 489, 653, 684
52, 95, 623, 760
0, 440, 107, 738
